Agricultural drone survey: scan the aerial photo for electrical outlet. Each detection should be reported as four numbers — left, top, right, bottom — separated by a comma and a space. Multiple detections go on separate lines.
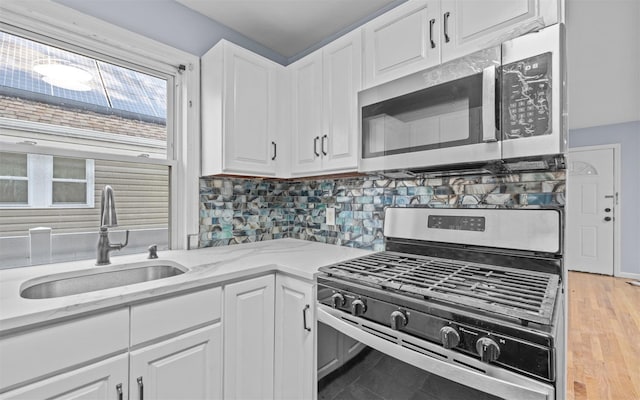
326, 207, 336, 226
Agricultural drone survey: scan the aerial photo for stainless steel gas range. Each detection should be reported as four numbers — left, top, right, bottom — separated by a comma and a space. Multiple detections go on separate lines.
317, 207, 565, 400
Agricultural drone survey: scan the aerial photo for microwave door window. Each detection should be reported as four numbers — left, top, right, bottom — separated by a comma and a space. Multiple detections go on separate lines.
362, 74, 484, 159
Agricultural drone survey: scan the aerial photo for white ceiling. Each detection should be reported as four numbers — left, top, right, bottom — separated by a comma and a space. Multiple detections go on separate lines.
176, 0, 399, 58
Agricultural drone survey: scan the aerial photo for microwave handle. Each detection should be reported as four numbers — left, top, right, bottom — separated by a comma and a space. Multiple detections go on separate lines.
482, 66, 498, 142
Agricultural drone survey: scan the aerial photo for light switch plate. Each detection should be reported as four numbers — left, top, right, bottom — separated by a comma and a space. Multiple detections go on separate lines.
326, 207, 336, 226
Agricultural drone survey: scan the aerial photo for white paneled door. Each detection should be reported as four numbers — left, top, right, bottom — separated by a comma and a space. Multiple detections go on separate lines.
566, 147, 616, 275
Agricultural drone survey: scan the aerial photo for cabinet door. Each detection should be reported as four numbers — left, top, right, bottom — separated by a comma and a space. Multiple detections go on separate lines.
0, 354, 128, 400
321, 30, 361, 172
363, 0, 440, 88
130, 323, 223, 400
224, 45, 278, 175
290, 50, 323, 175
274, 275, 314, 399
441, 0, 558, 62
224, 275, 275, 400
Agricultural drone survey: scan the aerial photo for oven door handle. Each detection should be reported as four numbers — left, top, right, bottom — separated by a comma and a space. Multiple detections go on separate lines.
317, 305, 554, 400
482, 65, 498, 143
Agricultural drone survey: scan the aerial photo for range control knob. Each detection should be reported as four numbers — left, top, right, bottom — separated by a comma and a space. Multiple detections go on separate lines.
439, 326, 460, 349
331, 293, 345, 308
390, 310, 408, 330
476, 337, 501, 363
351, 299, 367, 316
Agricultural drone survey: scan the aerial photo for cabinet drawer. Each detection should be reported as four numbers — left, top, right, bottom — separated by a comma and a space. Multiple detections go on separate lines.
0, 308, 129, 391
131, 287, 222, 346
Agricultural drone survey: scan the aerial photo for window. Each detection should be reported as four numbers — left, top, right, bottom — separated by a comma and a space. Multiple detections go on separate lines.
0, 152, 28, 204
0, 152, 95, 208
0, 6, 196, 267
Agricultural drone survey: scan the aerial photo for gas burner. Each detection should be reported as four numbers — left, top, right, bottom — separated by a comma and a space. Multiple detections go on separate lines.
320, 251, 560, 325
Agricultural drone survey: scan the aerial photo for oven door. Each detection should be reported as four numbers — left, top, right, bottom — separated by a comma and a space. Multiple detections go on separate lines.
317, 305, 555, 400
358, 47, 501, 173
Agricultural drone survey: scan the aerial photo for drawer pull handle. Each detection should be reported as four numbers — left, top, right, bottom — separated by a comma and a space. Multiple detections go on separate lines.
116, 383, 123, 400
271, 141, 277, 161
444, 12, 451, 43
303, 304, 311, 332
321, 135, 328, 156
429, 18, 436, 48
313, 136, 320, 157
137, 377, 144, 400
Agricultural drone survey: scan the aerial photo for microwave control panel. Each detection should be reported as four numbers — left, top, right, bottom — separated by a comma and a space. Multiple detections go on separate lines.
502, 52, 552, 139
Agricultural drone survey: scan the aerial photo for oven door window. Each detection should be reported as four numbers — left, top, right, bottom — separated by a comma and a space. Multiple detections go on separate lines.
361, 73, 484, 159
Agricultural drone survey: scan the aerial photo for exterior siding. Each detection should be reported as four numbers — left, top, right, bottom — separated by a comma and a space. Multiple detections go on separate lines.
0, 160, 168, 237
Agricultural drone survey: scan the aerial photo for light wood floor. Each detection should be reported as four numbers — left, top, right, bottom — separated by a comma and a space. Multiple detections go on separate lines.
567, 271, 640, 400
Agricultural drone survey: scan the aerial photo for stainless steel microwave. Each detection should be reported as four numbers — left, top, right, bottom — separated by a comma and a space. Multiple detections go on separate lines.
358, 24, 565, 173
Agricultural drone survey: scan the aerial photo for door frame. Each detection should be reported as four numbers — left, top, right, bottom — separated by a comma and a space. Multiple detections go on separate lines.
567, 144, 622, 277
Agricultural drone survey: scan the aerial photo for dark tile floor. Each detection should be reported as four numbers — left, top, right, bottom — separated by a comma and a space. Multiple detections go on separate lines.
318, 347, 502, 400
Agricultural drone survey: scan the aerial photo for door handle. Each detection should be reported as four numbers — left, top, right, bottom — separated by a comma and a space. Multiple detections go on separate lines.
313, 136, 320, 157
604, 216, 612, 222
321, 134, 328, 156
137, 377, 144, 400
429, 18, 436, 48
116, 383, 123, 400
271, 141, 277, 161
481, 66, 497, 142
443, 12, 451, 43
302, 304, 311, 332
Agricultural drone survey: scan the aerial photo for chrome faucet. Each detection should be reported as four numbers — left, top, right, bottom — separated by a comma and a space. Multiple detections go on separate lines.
97, 185, 129, 265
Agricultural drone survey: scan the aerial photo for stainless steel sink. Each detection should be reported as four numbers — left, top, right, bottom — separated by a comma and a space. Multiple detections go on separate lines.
20, 261, 187, 299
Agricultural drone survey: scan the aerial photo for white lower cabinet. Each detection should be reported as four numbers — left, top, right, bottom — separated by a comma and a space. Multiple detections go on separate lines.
0, 354, 128, 400
130, 324, 222, 400
274, 274, 315, 399
0, 288, 222, 400
1, 275, 321, 400
224, 274, 276, 400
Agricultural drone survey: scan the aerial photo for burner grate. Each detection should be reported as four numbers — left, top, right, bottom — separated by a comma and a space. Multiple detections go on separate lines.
321, 251, 559, 325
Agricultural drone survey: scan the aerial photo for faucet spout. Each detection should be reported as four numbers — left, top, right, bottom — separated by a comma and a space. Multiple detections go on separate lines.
97, 185, 128, 265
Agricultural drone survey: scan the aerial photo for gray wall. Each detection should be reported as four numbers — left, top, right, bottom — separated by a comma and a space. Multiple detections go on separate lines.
566, 0, 640, 275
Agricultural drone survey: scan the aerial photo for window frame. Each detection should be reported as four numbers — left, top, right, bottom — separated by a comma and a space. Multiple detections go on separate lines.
0, 1, 201, 251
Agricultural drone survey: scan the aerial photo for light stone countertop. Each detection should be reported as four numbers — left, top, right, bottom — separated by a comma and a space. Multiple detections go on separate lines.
0, 238, 373, 334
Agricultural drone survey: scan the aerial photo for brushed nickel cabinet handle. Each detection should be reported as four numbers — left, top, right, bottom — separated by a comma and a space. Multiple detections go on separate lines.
303, 304, 311, 332
321, 134, 328, 156
429, 18, 436, 48
116, 383, 123, 400
313, 136, 320, 157
137, 377, 144, 400
271, 141, 277, 160
444, 12, 451, 43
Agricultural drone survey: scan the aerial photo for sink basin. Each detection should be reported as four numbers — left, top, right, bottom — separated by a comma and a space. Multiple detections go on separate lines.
20, 260, 187, 299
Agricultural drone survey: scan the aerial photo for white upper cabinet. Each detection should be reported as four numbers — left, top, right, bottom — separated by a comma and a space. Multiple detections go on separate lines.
201, 40, 281, 177
290, 30, 361, 176
440, 0, 559, 62
290, 50, 324, 175
362, 0, 558, 88
363, 0, 440, 88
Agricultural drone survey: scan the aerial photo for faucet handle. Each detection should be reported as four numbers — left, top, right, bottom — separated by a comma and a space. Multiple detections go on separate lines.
148, 244, 158, 259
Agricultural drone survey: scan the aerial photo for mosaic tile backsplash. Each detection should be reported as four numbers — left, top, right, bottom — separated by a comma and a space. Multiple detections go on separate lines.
199, 172, 565, 251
